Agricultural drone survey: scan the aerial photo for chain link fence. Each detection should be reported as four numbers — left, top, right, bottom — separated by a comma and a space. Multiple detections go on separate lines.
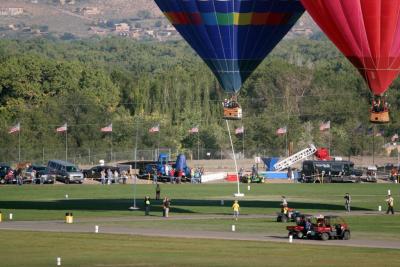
1, 146, 397, 168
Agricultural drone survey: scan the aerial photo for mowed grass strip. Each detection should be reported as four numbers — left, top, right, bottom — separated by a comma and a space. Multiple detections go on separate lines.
90, 215, 400, 241
0, 183, 398, 220
1, 230, 400, 267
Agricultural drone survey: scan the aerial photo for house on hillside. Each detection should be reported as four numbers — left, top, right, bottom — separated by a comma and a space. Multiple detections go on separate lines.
60, 0, 75, 5
115, 23, 130, 33
81, 7, 100, 16
89, 27, 108, 36
0, 8, 24, 16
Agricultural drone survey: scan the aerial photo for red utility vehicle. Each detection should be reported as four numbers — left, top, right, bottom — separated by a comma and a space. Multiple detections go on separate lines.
287, 215, 350, 241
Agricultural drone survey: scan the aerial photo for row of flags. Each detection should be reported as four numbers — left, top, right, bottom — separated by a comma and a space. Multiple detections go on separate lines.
8, 123, 199, 135
8, 121, 400, 141
275, 121, 331, 135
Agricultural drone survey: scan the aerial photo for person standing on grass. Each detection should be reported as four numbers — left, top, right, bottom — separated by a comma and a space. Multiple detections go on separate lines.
386, 194, 394, 215
144, 196, 151, 216
232, 200, 240, 221
114, 169, 119, 183
107, 168, 113, 185
281, 196, 288, 208
163, 197, 170, 218
344, 193, 351, 212
100, 169, 106, 185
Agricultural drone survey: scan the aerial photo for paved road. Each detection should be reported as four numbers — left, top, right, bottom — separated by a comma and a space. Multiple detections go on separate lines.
1, 214, 399, 250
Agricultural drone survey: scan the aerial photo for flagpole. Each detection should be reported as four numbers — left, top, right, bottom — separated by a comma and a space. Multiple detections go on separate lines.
18, 129, 21, 162
329, 128, 331, 155
285, 130, 288, 157
157, 126, 160, 160
111, 131, 113, 162
129, 119, 139, 211
197, 132, 200, 160
372, 126, 375, 165
65, 129, 68, 161
242, 127, 245, 159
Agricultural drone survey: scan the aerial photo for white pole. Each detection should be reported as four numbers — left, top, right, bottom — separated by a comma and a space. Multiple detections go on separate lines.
18, 129, 21, 162
378, 205, 382, 211
289, 235, 293, 243
388, 189, 391, 195
9, 213, 13, 220
226, 120, 243, 197
232, 225, 236, 232
95, 225, 99, 233
57, 257, 61, 266
65, 130, 68, 161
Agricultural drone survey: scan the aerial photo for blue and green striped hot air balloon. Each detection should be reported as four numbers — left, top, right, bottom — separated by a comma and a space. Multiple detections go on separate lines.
154, 0, 305, 94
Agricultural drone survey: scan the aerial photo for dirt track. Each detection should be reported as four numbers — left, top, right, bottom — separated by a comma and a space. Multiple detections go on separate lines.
1, 213, 399, 250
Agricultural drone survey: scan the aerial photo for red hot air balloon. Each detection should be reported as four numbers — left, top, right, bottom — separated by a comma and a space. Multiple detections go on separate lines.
301, 0, 400, 123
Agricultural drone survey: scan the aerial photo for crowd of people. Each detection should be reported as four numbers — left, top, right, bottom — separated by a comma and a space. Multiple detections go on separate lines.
143, 185, 171, 217
148, 165, 204, 184
100, 169, 129, 185
223, 98, 240, 109
372, 97, 389, 112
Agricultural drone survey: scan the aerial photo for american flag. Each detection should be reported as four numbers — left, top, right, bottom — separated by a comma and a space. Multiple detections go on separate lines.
149, 124, 160, 133
235, 126, 244, 135
101, 123, 113, 132
188, 126, 199, 134
392, 134, 399, 142
319, 121, 331, 131
276, 126, 287, 135
56, 123, 67, 132
8, 123, 20, 134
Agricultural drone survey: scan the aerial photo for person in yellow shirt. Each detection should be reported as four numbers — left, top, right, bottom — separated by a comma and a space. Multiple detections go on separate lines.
232, 200, 240, 221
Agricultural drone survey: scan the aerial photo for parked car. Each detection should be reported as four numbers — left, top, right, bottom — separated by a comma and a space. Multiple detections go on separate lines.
301, 160, 362, 183
23, 164, 47, 184
0, 163, 14, 184
35, 168, 55, 184
359, 166, 378, 183
47, 160, 84, 184
287, 215, 351, 241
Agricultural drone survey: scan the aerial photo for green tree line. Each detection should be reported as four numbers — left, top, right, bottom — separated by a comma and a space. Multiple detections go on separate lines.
0, 37, 399, 164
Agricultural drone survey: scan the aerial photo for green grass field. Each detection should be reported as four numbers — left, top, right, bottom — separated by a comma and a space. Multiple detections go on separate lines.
1, 231, 400, 267
0, 183, 398, 220
0, 183, 399, 266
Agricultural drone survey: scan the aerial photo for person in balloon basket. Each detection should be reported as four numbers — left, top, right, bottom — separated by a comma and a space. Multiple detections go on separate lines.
144, 196, 151, 216
386, 195, 394, 215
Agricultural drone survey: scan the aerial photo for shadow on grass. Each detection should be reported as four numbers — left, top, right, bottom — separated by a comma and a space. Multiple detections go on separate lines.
0, 199, 371, 213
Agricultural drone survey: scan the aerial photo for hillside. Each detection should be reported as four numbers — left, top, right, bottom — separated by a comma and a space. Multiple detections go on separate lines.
0, 0, 319, 39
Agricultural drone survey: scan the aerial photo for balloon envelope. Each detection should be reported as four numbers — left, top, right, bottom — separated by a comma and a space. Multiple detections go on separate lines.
301, 0, 400, 95
154, 0, 304, 93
